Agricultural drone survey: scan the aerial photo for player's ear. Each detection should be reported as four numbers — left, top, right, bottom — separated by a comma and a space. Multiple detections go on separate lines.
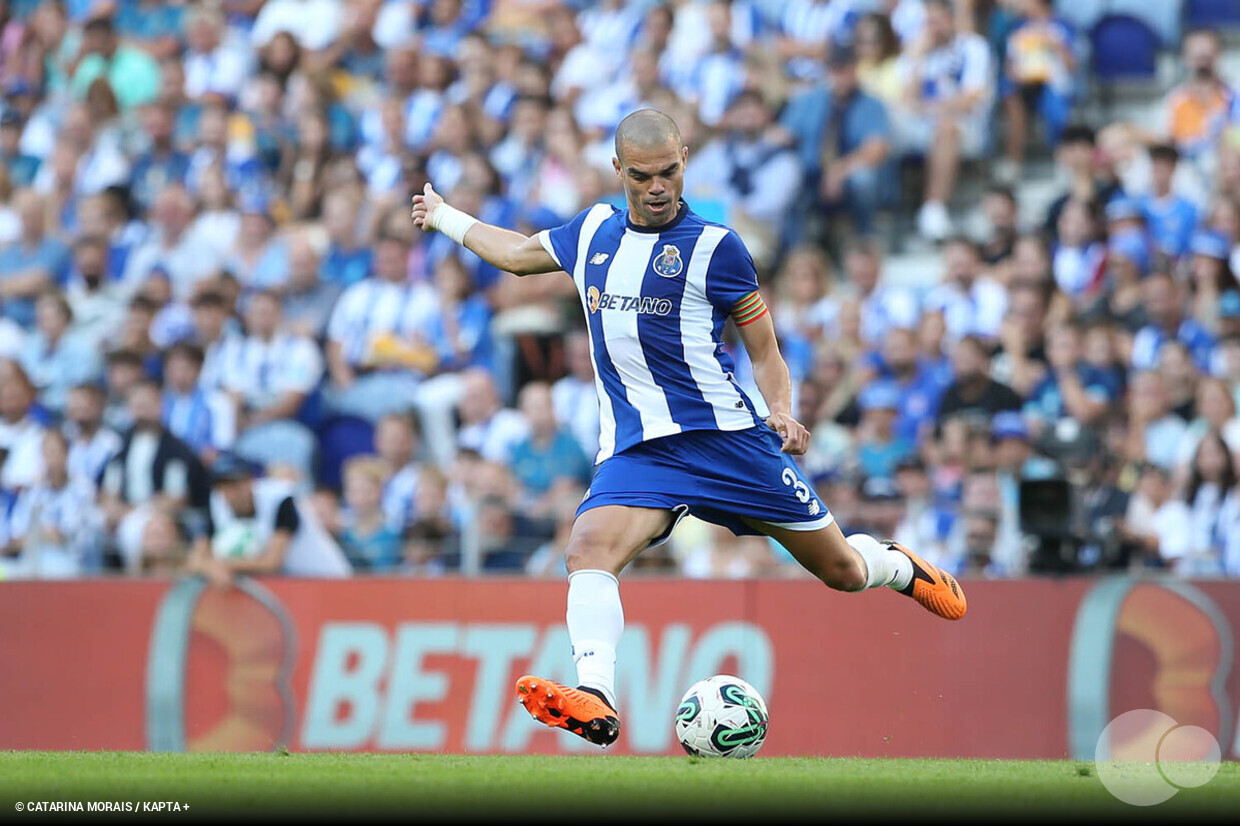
612, 156, 622, 178
681, 144, 689, 166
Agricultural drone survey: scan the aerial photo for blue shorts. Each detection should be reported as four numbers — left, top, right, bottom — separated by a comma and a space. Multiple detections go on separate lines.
578, 426, 834, 546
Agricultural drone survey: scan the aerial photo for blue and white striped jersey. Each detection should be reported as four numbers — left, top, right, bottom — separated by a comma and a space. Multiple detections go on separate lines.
538, 202, 766, 464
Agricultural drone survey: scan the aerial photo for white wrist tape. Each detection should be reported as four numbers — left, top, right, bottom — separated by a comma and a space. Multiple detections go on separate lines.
430, 203, 479, 245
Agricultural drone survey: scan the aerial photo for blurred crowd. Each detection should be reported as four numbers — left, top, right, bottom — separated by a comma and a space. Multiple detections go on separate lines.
0, 0, 1239, 580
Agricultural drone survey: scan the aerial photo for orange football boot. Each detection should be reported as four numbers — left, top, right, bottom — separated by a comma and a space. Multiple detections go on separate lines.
887, 540, 968, 620
515, 675, 620, 747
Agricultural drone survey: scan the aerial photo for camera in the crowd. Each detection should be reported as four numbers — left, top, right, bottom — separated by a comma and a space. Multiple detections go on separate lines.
1019, 418, 1126, 572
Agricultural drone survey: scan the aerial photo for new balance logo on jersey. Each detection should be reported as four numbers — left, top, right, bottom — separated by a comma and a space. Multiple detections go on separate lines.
808, 499, 821, 516
590, 252, 610, 265
586, 285, 672, 316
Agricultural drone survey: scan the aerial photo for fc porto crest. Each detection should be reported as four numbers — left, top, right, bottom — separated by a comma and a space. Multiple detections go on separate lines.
653, 244, 683, 278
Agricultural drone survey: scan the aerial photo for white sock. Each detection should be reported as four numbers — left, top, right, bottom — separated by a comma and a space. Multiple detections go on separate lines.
847, 533, 914, 591
565, 569, 623, 709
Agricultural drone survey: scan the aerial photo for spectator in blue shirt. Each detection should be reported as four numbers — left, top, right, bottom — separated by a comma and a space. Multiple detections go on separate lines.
338, 455, 404, 572
227, 193, 288, 292
159, 341, 234, 461
780, 43, 893, 235
129, 100, 190, 213
113, 0, 185, 61
508, 382, 590, 511
1025, 322, 1119, 429
421, 0, 474, 57
333, 8, 386, 83
1140, 143, 1198, 260
0, 110, 39, 187
319, 189, 372, 288
1187, 228, 1238, 337
426, 256, 494, 372
75, 188, 142, 286
855, 380, 914, 482
20, 290, 102, 416
1108, 225, 1152, 280
0, 190, 71, 329
185, 101, 268, 201
243, 71, 295, 176
867, 326, 950, 446
1132, 271, 1216, 373
158, 57, 203, 150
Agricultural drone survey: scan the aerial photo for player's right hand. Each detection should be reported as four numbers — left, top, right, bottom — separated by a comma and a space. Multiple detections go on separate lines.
411, 183, 443, 232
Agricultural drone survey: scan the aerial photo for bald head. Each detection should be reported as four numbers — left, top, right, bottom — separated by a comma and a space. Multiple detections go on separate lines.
614, 108, 682, 162
613, 109, 688, 228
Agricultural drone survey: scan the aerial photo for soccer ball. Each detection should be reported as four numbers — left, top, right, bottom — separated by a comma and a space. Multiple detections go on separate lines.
675, 675, 769, 758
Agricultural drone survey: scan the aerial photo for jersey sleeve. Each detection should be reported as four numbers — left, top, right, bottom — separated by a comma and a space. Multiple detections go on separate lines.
704, 230, 764, 322
536, 206, 598, 274
274, 496, 301, 533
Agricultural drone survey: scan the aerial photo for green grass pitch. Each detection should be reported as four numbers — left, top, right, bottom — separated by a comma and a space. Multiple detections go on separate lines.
2, 752, 1238, 821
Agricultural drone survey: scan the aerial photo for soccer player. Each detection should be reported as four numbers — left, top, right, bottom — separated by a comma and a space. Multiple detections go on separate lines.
411, 109, 967, 748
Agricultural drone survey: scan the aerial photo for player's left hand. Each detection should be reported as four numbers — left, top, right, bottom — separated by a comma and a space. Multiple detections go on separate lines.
765, 411, 810, 455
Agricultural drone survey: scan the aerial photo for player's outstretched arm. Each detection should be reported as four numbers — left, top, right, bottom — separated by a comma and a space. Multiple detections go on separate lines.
411, 183, 560, 276
734, 296, 810, 455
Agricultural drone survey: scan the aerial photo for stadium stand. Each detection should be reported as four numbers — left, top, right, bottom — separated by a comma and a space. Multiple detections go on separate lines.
0, 0, 1239, 581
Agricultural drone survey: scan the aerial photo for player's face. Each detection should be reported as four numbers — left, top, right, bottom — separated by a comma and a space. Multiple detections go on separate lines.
614, 139, 688, 227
